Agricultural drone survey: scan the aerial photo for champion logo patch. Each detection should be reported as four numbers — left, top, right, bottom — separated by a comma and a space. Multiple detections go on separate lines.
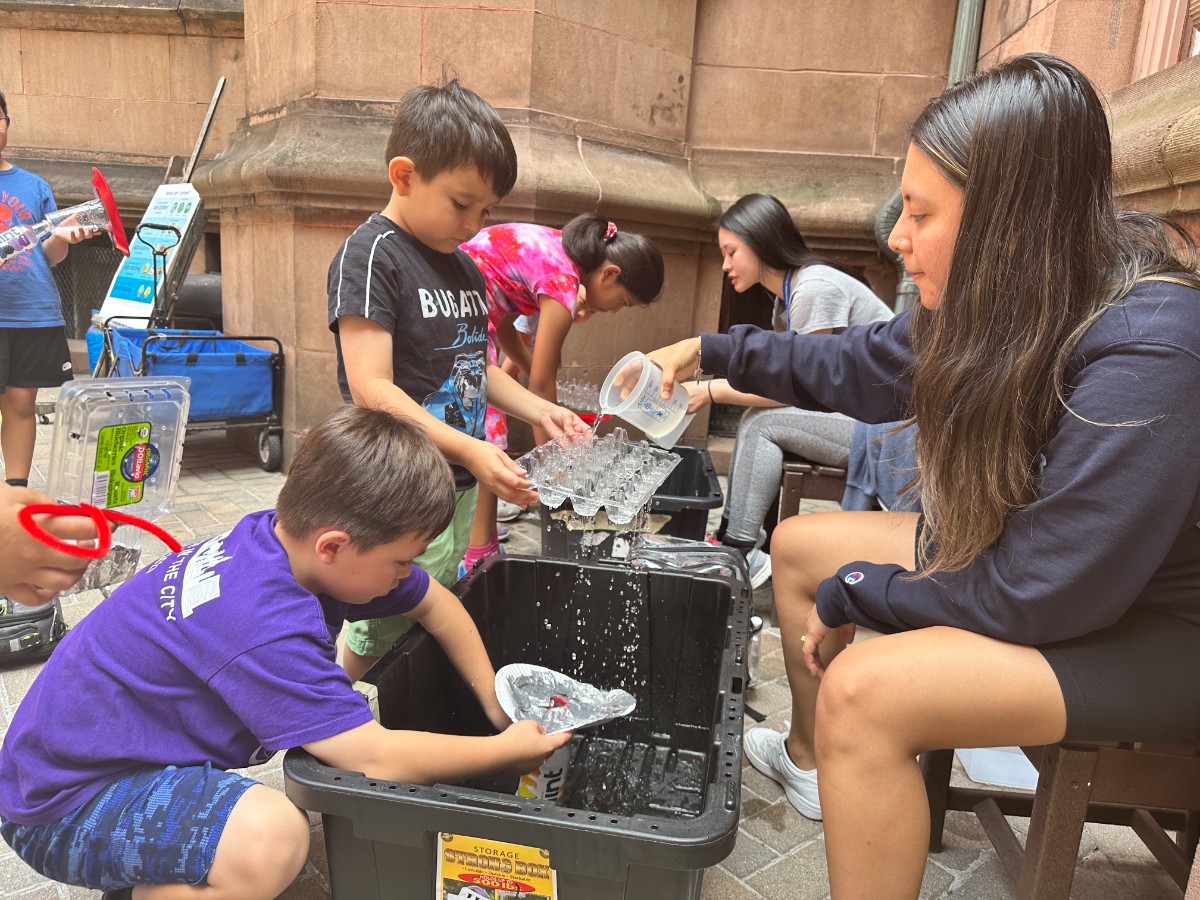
844, 571, 864, 585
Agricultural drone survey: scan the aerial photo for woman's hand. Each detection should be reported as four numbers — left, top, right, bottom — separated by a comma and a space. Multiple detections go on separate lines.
801, 604, 856, 679
645, 337, 701, 400
684, 381, 711, 414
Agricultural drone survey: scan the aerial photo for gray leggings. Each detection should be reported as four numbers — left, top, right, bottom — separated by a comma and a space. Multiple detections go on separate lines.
723, 406, 854, 545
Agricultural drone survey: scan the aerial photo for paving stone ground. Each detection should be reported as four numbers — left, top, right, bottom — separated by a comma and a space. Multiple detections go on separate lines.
0, 412, 1183, 899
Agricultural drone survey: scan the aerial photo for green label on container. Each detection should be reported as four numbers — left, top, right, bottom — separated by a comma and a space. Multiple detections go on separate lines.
92, 422, 160, 509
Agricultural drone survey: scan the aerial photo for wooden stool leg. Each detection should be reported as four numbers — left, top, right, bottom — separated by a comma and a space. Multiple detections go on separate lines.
921, 749, 955, 852
1015, 744, 1098, 900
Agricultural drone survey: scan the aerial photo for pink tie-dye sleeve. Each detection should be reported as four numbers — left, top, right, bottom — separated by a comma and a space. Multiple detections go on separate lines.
521, 227, 580, 317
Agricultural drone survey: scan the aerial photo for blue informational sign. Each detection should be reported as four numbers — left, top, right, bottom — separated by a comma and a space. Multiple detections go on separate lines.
100, 184, 202, 322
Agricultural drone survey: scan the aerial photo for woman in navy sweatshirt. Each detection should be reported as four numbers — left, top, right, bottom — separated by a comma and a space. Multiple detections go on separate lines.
645, 53, 1200, 898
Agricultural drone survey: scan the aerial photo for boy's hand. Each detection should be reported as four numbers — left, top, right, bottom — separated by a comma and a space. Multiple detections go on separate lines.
497, 720, 573, 773
463, 441, 538, 506
56, 224, 99, 245
0, 486, 97, 605
538, 405, 588, 438
53, 214, 100, 245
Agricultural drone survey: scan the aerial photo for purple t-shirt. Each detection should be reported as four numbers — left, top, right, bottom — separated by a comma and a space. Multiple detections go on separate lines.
0, 510, 429, 825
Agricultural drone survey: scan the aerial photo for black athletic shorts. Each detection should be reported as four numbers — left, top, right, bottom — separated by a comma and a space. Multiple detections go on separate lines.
915, 514, 1200, 742
1039, 606, 1200, 742
0, 326, 73, 391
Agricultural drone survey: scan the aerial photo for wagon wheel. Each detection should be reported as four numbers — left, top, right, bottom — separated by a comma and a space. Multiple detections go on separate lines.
257, 428, 283, 472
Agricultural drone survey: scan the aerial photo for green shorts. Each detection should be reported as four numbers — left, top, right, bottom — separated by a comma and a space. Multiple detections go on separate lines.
344, 485, 477, 659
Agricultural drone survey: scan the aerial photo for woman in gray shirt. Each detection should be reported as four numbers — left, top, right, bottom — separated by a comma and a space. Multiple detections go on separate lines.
688, 194, 893, 587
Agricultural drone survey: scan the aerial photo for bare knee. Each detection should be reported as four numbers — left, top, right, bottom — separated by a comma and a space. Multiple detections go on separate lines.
770, 514, 834, 591
814, 646, 901, 760
0, 387, 37, 416
208, 785, 310, 896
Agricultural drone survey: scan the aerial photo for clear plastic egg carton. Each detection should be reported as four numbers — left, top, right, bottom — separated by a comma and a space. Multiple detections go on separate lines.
556, 378, 601, 413
514, 427, 681, 524
45, 377, 191, 593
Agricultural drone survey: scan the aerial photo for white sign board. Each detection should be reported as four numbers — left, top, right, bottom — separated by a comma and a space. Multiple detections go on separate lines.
99, 184, 202, 323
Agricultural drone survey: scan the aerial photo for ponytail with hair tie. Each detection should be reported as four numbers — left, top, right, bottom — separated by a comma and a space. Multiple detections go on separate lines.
561, 213, 664, 304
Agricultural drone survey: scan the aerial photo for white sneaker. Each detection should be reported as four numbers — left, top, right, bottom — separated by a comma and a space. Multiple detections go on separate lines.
497, 500, 524, 522
746, 548, 772, 589
744, 726, 822, 820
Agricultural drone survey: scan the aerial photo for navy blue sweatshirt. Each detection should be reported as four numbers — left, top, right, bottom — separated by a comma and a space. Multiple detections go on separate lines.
701, 279, 1200, 645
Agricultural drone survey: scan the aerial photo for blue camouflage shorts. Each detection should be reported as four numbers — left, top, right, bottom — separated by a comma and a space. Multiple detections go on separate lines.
0, 762, 255, 891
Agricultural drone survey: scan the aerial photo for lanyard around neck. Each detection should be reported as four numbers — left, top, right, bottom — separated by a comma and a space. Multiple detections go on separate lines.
779, 269, 794, 329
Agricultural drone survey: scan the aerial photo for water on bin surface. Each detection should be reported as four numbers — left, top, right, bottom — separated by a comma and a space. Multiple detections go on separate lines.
379, 557, 733, 823
562, 737, 707, 818
532, 564, 713, 819
515, 428, 681, 525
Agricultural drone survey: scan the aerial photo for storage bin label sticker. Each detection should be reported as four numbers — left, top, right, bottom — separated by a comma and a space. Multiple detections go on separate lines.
436, 832, 556, 899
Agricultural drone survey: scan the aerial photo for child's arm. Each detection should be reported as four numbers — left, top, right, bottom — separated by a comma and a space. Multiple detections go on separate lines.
487, 365, 588, 440
526, 298, 572, 402
304, 718, 571, 785
530, 296, 576, 400
339, 316, 536, 504
405, 579, 509, 730
495, 318, 534, 380
42, 223, 97, 266
525, 299, 576, 446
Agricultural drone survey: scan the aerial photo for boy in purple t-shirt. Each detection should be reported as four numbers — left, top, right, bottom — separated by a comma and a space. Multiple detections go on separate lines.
0, 406, 569, 899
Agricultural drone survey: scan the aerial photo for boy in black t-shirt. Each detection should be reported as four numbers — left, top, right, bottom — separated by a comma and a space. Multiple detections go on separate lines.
328, 77, 585, 681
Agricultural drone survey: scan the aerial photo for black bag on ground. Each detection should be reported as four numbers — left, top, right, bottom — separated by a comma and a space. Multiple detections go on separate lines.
0, 596, 67, 663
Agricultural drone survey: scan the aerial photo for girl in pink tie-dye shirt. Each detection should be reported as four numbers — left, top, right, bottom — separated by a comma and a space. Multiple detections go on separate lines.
459, 214, 664, 572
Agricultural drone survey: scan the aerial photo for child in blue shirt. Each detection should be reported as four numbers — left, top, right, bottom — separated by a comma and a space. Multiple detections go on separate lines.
0, 405, 568, 899
0, 89, 96, 488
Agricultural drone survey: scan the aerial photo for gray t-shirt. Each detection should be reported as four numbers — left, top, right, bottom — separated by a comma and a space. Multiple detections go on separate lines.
772, 264, 893, 334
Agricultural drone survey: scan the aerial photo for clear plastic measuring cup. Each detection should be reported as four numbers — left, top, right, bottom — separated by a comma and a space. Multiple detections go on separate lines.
598, 351, 693, 449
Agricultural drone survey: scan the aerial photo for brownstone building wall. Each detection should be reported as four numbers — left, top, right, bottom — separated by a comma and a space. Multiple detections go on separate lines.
3, 0, 1198, 458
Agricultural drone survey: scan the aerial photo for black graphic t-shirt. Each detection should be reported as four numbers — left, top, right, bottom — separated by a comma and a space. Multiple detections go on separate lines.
328, 214, 488, 490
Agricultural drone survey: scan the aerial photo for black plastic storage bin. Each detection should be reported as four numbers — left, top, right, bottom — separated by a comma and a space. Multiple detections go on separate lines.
539, 446, 723, 560
284, 556, 751, 900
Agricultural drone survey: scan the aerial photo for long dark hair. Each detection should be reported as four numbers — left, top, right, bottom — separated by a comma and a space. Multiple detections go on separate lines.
561, 214, 664, 304
907, 52, 1199, 574
717, 194, 824, 274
